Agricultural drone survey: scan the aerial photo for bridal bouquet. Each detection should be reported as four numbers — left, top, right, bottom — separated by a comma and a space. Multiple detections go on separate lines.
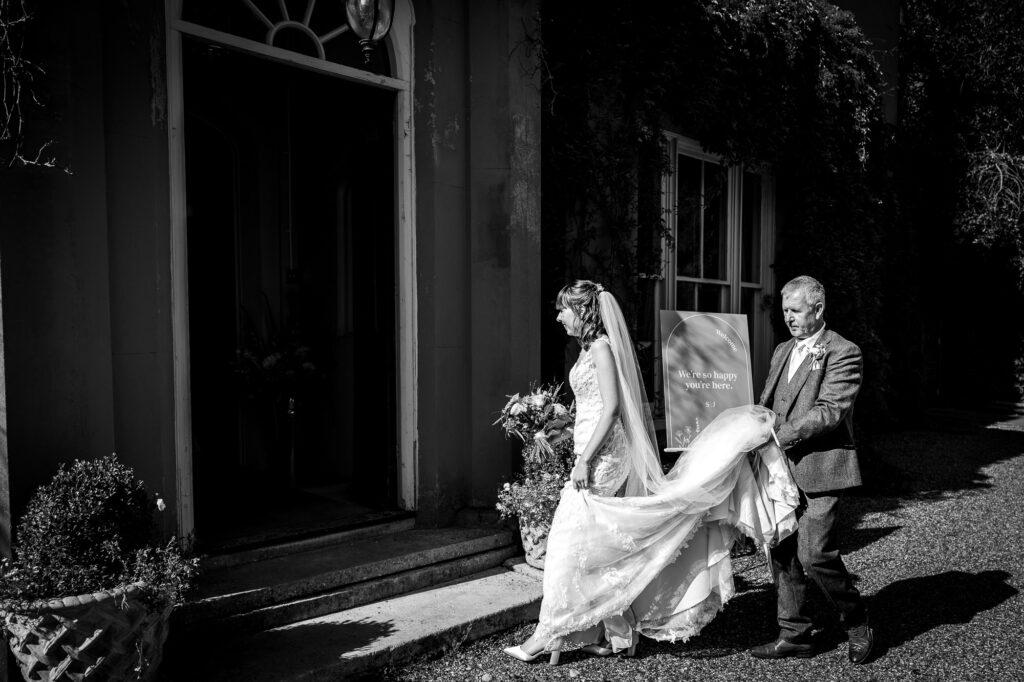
494, 383, 575, 465
494, 383, 576, 530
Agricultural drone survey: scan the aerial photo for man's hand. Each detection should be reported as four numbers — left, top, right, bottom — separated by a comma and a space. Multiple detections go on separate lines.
570, 458, 589, 491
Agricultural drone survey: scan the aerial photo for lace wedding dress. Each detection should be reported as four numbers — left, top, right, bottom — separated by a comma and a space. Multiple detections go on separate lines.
531, 337, 800, 650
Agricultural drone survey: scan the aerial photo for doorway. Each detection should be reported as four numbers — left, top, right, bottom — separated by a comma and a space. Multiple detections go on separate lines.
183, 39, 399, 551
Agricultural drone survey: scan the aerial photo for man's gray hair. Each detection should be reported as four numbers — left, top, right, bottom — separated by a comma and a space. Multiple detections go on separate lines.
782, 275, 826, 309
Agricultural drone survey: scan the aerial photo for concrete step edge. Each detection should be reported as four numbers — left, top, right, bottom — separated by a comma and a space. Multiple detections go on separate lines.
179, 545, 520, 638
295, 586, 541, 680
179, 530, 518, 624
201, 515, 417, 571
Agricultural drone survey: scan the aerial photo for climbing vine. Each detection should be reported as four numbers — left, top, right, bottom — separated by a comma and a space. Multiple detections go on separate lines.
538, 0, 893, 416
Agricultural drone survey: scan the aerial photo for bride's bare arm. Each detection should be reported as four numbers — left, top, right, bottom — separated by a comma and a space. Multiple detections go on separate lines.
570, 339, 621, 490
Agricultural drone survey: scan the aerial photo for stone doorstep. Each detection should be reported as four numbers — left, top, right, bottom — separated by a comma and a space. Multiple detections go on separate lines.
201, 515, 417, 571
170, 564, 544, 681
178, 527, 517, 625
181, 545, 520, 639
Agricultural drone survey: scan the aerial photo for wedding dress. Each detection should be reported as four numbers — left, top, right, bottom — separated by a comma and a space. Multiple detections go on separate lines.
531, 316, 799, 651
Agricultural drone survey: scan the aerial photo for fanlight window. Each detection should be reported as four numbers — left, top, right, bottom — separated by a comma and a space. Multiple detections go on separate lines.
182, 0, 392, 75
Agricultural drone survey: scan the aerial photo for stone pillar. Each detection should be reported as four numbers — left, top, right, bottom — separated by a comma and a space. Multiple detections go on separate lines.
467, 0, 542, 506
414, 0, 542, 523
414, 0, 473, 525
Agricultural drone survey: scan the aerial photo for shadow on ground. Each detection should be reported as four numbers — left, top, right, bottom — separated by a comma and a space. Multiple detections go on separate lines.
847, 425, 1024, 526
161, 617, 398, 681
869, 569, 1018, 658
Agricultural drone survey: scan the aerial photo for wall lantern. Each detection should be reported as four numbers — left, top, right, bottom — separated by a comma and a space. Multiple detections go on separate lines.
344, 0, 394, 65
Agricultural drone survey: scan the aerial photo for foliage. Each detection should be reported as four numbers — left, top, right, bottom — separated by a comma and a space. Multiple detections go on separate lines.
0, 0, 57, 168
495, 439, 575, 529
898, 0, 1024, 399
901, 0, 1024, 282
538, 0, 894, 417
494, 384, 576, 527
0, 455, 198, 611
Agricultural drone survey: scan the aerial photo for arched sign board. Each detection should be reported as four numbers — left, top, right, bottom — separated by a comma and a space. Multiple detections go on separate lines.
661, 311, 754, 451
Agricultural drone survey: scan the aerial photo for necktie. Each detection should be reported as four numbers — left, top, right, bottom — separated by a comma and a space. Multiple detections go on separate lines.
787, 343, 806, 382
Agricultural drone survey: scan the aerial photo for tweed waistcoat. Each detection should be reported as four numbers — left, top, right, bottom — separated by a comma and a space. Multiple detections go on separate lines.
770, 353, 801, 419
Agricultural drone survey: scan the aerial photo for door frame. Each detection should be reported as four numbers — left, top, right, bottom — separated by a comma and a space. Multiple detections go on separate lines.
163, 0, 418, 538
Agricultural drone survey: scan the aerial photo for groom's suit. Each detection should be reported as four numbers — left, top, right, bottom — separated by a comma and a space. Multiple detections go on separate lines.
758, 326, 867, 642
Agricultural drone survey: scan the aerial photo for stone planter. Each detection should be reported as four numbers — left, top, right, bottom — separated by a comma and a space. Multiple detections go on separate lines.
519, 519, 552, 570
2, 583, 173, 681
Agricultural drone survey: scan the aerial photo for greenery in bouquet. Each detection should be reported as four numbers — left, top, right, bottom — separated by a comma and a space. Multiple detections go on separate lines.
0, 454, 198, 613
494, 383, 577, 527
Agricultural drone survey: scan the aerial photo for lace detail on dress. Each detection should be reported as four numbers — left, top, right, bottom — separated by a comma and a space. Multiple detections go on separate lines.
569, 338, 629, 496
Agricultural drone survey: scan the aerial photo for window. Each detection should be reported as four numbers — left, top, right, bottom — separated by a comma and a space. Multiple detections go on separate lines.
660, 134, 776, 391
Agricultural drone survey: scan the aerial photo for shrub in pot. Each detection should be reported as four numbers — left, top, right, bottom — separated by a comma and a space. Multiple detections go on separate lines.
0, 454, 197, 681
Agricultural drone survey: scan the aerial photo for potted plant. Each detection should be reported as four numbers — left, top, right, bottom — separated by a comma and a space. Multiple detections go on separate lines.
0, 454, 198, 681
494, 383, 575, 569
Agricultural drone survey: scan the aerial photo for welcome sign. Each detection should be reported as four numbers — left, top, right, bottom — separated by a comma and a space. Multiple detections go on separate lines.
661, 311, 754, 451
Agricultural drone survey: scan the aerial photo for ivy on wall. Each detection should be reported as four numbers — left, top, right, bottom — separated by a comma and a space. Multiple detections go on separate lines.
538, 0, 894, 418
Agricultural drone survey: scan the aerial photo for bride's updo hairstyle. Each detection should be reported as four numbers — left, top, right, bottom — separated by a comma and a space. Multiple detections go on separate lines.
556, 280, 607, 349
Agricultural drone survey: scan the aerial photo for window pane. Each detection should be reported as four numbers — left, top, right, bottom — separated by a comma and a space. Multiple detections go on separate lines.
741, 172, 762, 283
702, 162, 728, 280
676, 281, 696, 310
741, 286, 759, 316
697, 283, 729, 313
676, 156, 702, 277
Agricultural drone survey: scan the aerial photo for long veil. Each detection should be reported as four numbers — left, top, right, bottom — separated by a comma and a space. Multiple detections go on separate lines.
597, 291, 665, 496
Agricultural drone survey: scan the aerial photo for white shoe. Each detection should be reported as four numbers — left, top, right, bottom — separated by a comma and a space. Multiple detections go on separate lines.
502, 643, 562, 665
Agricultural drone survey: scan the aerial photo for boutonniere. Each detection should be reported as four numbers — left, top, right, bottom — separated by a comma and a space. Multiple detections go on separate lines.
807, 344, 825, 370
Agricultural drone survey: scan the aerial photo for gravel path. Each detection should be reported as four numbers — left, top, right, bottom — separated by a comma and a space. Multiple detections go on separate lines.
380, 417, 1024, 681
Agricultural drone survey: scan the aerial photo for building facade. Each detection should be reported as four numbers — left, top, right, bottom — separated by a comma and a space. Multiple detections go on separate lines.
0, 0, 541, 551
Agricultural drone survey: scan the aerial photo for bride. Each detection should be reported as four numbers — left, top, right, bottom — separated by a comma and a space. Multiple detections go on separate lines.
503, 280, 799, 664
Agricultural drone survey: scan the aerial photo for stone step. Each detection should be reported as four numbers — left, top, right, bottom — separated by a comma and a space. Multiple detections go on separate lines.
177, 527, 517, 629
201, 514, 417, 571
167, 563, 543, 681
184, 544, 520, 638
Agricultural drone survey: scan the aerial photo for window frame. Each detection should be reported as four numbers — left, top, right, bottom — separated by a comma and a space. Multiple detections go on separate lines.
658, 133, 777, 395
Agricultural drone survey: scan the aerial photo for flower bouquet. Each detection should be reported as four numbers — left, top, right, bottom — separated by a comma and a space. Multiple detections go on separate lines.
494, 383, 576, 568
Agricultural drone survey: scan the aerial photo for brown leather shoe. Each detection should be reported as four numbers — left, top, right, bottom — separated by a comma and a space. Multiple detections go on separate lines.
847, 622, 875, 664
750, 638, 815, 659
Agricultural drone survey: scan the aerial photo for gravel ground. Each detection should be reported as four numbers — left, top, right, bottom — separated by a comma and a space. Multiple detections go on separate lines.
376, 416, 1024, 681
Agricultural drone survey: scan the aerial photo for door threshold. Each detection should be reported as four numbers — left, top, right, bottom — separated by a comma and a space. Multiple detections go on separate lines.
202, 509, 415, 558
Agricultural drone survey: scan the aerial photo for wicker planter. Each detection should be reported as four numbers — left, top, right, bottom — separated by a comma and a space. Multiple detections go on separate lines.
2, 583, 173, 682
520, 519, 551, 570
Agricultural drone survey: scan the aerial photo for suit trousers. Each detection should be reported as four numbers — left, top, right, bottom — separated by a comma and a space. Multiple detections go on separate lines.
770, 490, 865, 641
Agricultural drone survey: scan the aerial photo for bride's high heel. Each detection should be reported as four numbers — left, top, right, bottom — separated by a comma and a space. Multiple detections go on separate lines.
579, 640, 613, 657
502, 642, 562, 665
